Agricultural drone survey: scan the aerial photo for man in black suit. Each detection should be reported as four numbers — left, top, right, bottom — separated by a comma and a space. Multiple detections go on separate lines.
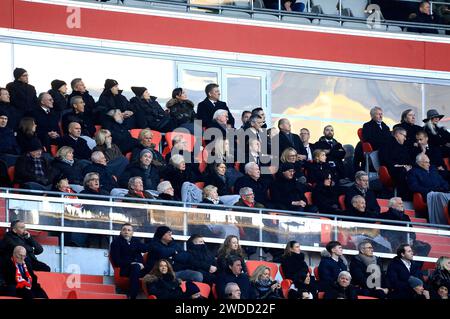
277, 118, 302, 155
298, 128, 316, 162
315, 125, 346, 179
345, 171, 381, 214
59, 122, 92, 161
362, 106, 391, 151
197, 83, 235, 128
379, 127, 414, 199
6, 68, 38, 119
411, 130, 447, 180
68, 78, 96, 120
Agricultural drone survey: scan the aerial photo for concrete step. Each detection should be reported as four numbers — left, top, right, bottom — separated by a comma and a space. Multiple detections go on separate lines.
65, 291, 127, 299
63, 273, 104, 284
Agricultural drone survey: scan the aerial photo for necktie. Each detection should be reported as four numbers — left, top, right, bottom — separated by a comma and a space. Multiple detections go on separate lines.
256, 131, 260, 141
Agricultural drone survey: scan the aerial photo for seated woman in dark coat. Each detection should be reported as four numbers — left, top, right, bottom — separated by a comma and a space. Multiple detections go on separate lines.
428, 256, 450, 292
306, 149, 338, 186
156, 181, 179, 202
16, 117, 45, 155
280, 240, 316, 297
144, 259, 184, 299
249, 265, 283, 299
165, 88, 196, 132
312, 174, 345, 215
130, 128, 165, 167
216, 235, 248, 274
51, 146, 85, 186
160, 154, 201, 199
324, 271, 358, 300
280, 147, 306, 182
79, 172, 110, 197
204, 162, 232, 196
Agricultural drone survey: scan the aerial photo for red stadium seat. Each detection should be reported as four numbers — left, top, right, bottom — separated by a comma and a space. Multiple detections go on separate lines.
211, 283, 218, 299
304, 192, 313, 206
165, 131, 196, 152
338, 194, 346, 210
313, 267, 320, 281
129, 128, 142, 139
378, 166, 395, 190
94, 125, 102, 135
318, 291, 325, 299
125, 152, 131, 161
357, 295, 378, 299
444, 158, 450, 171
195, 182, 205, 189
413, 192, 428, 216
193, 281, 211, 298
281, 279, 292, 299
357, 128, 363, 142
50, 144, 58, 157
35, 271, 65, 299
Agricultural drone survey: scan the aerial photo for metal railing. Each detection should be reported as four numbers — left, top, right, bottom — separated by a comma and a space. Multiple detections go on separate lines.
1, 188, 448, 266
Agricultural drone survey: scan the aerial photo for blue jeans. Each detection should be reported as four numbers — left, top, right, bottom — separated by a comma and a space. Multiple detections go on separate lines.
176, 270, 203, 282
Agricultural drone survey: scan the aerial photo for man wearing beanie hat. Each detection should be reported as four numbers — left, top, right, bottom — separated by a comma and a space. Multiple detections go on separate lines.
0, 109, 20, 164
129, 86, 175, 132
0, 87, 20, 130
6, 68, 38, 117
146, 225, 203, 283
408, 276, 430, 299
48, 79, 68, 115
118, 148, 159, 190
14, 139, 56, 190
270, 161, 317, 212
97, 79, 136, 128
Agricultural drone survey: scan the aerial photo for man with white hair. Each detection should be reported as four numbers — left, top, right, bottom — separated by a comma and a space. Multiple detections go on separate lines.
156, 181, 177, 201
224, 282, 241, 299
82, 150, 118, 193
234, 162, 271, 207
323, 271, 358, 299
362, 106, 391, 151
207, 109, 230, 144
59, 121, 92, 160
408, 153, 449, 224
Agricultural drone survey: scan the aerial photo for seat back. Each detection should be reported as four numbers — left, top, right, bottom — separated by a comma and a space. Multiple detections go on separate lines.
278, 264, 285, 279
318, 291, 325, 299
413, 192, 428, 215
338, 194, 346, 210
280, 279, 292, 299
194, 281, 211, 298
304, 191, 313, 206
129, 128, 142, 139
378, 166, 394, 189
357, 295, 378, 299
246, 260, 279, 278
313, 267, 320, 281
165, 131, 196, 152
357, 128, 363, 141
211, 283, 218, 299
35, 271, 65, 299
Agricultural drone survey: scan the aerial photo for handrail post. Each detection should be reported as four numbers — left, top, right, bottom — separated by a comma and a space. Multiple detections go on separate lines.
333, 216, 338, 241
259, 208, 263, 260
60, 194, 65, 273
5, 188, 9, 224
183, 202, 188, 250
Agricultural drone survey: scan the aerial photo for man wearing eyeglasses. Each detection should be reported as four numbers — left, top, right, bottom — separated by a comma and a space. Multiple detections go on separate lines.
6, 68, 38, 118
379, 127, 414, 200
349, 240, 389, 299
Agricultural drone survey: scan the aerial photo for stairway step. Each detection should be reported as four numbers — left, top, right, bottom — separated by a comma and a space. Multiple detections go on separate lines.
410, 217, 427, 223
63, 283, 115, 294
66, 291, 127, 299
63, 273, 104, 284
416, 234, 450, 245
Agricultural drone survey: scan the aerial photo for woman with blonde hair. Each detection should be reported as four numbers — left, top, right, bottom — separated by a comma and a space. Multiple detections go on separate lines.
306, 149, 337, 185
51, 146, 84, 186
130, 128, 165, 166
93, 128, 128, 177
250, 265, 282, 299
429, 256, 450, 291
280, 147, 306, 182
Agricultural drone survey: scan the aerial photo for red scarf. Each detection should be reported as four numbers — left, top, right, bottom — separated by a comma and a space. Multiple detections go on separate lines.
64, 188, 82, 208
134, 191, 145, 198
13, 257, 32, 290
242, 199, 255, 208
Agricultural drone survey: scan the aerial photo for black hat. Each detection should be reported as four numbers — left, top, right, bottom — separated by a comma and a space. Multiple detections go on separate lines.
153, 226, 172, 240
280, 162, 295, 172
184, 281, 200, 297
13, 68, 27, 80
131, 86, 147, 98
423, 109, 445, 123
51, 79, 67, 91
25, 139, 43, 153
0, 108, 8, 118
104, 79, 119, 91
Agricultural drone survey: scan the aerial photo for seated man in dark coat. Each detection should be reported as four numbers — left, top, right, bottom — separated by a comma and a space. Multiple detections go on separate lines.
47, 79, 68, 116
0, 109, 20, 165
14, 139, 57, 190
1, 246, 48, 299
27, 92, 61, 152
82, 151, 118, 193
379, 127, 414, 199
318, 241, 348, 291
345, 171, 380, 214
109, 223, 149, 299
314, 125, 347, 180
3, 220, 51, 272
119, 149, 160, 191
68, 78, 96, 120
393, 109, 423, 149
270, 162, 315, 212
186, 234, 218, 284
349, 240, 389, 299
0, 87, 20, 130
59, 122, 92, 161
362, 106, 391, 151
234, 162, 271, 207
197, 83, 235, 128
6, 68, 38, 119
277, 118, 302, 155
62, 95, 96, 137
146, 226, 203, 282
347, 195, 380, 219
125, 176, 155, 200
411, 130, 447, 180
407, 153, 449, 199
102, 108, 138, 154
216, 255, 256, 299
408, 0, 439, 34
207, 109, 229, 144
387, 244, 424, 299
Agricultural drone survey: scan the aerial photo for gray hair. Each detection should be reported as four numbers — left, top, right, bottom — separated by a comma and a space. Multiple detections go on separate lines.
203, 185, 218, 199
338, 271, 352, 280
213, 109, 228, 120
416, 153, 428, 164
369, 106, 383, 118
239, 187, 253, 197
170, 154, 185, 167
83, 172, 99, 188
354, 171, 368, 181
128, 176, 143, 190
244, 162, 258, 174
91, 151, 104, 163
388, 197, 402, 208
351, 195, 365, 205
56, 146, 74, 160
69, 95, 83, 107
37, 92, 50, 104
224, 282, 240, 298
357, 240, 372, 253
157, 181, 172, 193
